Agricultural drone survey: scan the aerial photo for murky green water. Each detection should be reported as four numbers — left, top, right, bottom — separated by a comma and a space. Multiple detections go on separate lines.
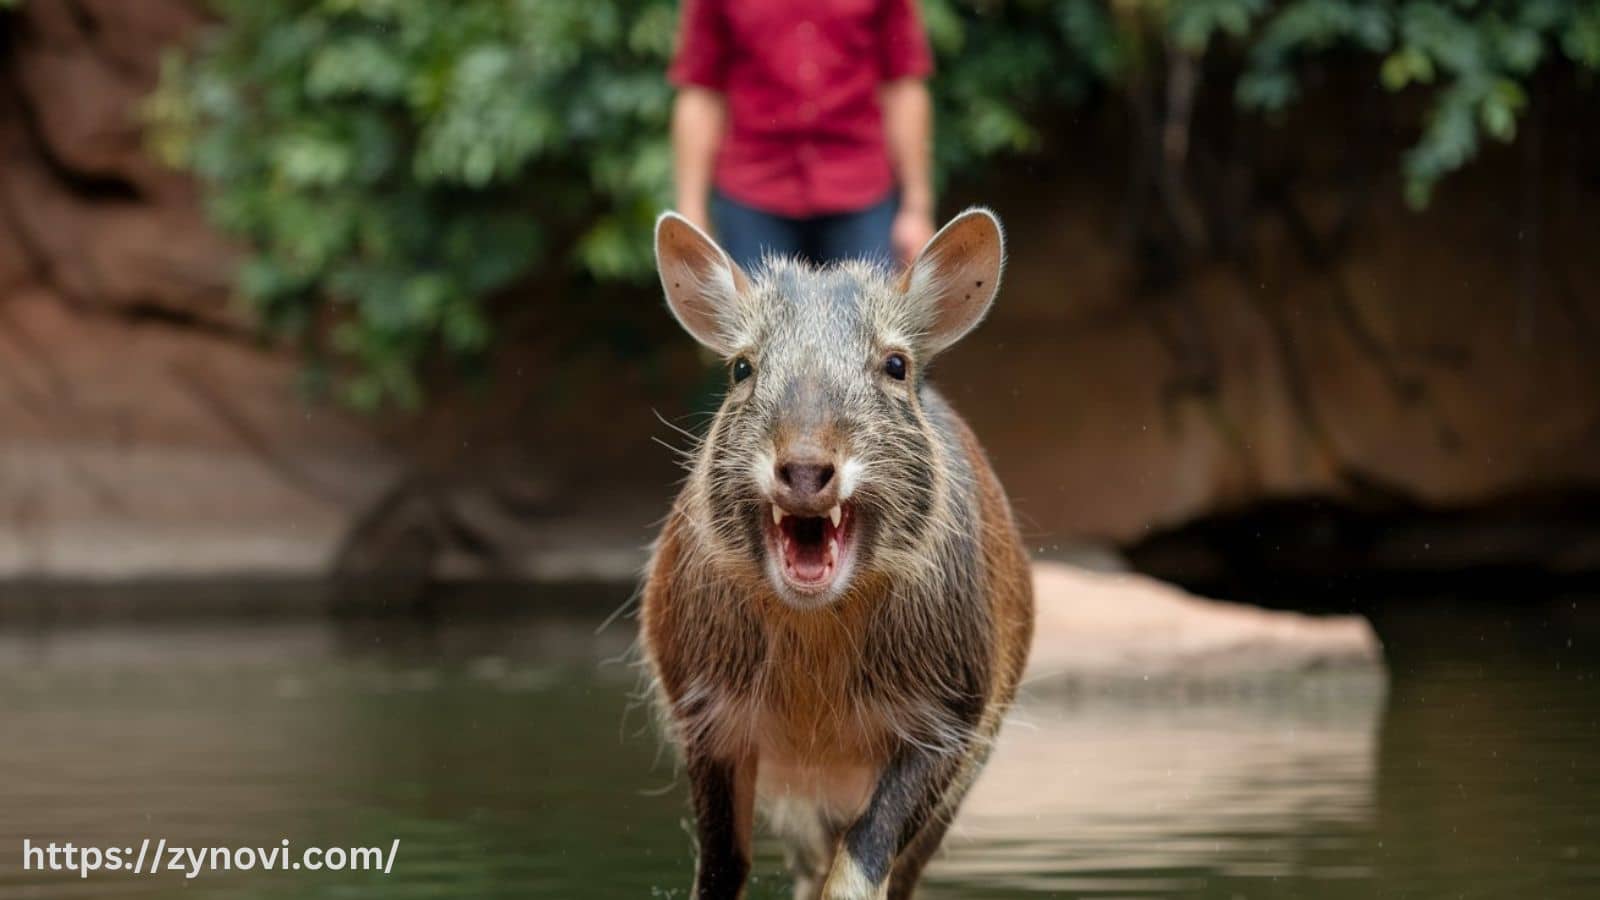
0, 596, 1594, 898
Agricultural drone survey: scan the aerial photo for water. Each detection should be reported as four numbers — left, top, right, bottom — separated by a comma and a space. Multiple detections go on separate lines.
0, 596, 1594, 898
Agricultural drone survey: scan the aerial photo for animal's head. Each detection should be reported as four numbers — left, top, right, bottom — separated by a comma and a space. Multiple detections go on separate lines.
655, 209, 1004, 608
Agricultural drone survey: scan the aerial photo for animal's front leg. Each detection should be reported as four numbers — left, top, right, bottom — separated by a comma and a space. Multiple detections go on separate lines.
688, 751, 757, 900
820, 747, 970, 900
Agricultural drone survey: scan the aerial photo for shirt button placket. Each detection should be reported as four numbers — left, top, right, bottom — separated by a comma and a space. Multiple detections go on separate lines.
798, 142, 819, 212
796, 19, 821, 211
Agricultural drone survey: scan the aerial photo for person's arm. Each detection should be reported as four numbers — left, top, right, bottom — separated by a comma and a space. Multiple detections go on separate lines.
877, 0, 937, 265
668, 0, 728, 234
880, 78, 936, 265
672, 87, 727, 234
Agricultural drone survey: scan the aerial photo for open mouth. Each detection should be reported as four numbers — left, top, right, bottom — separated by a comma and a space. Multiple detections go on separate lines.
766, 501, 855, 595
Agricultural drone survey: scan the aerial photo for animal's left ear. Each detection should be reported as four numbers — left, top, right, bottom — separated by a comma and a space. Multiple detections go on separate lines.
655, 211, 751, 356
899, 207, 1005, 354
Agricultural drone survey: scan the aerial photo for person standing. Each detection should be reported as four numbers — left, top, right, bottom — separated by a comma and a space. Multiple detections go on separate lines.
668, 0, 938, 272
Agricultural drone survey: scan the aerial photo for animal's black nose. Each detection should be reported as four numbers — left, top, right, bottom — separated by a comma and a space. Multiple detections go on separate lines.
777, 460, 835, 501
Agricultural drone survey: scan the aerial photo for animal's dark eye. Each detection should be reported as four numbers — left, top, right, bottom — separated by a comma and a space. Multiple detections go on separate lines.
883, 353, 908, 381
731, 357, 753, 384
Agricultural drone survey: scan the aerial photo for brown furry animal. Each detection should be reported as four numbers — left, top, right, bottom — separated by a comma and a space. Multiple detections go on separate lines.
641, 208, 1034, 900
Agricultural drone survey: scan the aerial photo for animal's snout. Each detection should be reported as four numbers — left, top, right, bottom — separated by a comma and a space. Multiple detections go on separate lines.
780, 460, 835, 496
773, 449, 838, 513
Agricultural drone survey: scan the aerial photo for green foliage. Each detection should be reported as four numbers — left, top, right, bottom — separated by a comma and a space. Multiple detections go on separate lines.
150, 0, 1599, 408
923, 0, 1103, 168
1239, 0, 1600, 207
149, 0, 679, 409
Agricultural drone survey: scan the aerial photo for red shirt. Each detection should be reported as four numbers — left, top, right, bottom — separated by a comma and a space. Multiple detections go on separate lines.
670, 0, 933, 218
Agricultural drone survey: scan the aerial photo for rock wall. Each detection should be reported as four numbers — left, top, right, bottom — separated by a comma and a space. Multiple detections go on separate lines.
949, 151, 1600, 547
0, 1, 398, 577
1, 0, 1596, 581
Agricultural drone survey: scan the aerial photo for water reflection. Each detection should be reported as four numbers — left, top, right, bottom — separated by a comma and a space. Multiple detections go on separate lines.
941, 680, 1384, 896
0, 610, 1594, 898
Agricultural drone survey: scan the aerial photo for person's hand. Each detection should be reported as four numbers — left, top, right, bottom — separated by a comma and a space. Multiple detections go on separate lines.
891, 206, 937, 268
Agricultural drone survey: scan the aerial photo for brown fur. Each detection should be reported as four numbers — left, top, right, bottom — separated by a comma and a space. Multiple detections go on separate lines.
641, 209, 1034, 900
643, 414, 1032, 897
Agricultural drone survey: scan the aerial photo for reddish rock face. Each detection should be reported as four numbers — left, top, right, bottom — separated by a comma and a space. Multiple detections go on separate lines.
942, 154, 1600, 549
0, 286, 397, 576
1, 1, 236, 322
0, 1, 397, 577
0, 1, 1596, 581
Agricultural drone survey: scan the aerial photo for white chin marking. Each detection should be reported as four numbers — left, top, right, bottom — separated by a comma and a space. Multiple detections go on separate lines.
773, 556, 855, 607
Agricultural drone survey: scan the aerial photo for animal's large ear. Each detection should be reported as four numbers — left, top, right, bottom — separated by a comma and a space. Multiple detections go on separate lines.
899, 207, 1005, 354
655, 212, 750, 356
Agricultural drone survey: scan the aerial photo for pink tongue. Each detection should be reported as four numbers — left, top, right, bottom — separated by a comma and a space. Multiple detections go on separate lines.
786, 540, 828, 581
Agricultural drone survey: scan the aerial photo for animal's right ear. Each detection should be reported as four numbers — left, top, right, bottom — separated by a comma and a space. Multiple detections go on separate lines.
655, 212, 750, 356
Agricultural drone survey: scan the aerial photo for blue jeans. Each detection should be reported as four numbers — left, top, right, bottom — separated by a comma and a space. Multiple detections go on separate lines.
710, 190, 896, 273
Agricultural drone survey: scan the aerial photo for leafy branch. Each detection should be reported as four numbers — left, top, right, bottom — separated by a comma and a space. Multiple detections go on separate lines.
147, 0, 1600, 409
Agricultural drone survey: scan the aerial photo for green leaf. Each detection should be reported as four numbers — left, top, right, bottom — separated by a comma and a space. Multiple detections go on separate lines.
1479, 78, 1527, 142
1565, 6, 1600, 68
306, 36, 409, 100
1382, 47, 1436, 90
